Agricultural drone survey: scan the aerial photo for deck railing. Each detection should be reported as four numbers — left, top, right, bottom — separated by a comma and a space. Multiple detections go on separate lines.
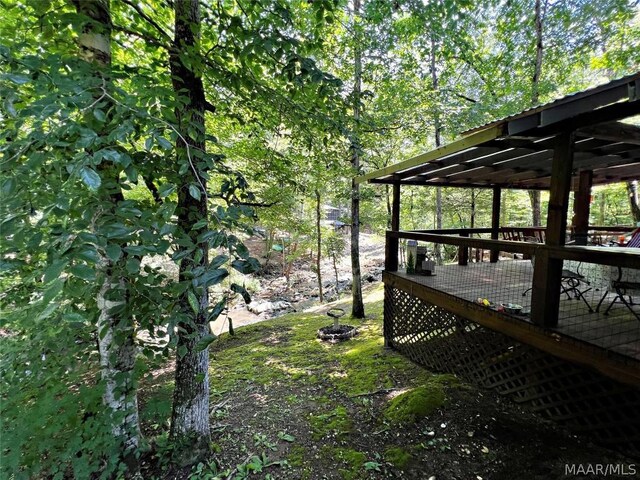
384, 228, 640, 382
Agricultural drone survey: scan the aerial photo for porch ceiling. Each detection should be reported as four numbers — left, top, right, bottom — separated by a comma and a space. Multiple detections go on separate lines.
356, 73, 640, 190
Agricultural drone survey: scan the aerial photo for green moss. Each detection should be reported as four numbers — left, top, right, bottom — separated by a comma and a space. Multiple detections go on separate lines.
309, 406, 353, 439
320, 446, 367, 480
383, 381, 447, 425
286, 445, 306, 467
384, 446, 413, 468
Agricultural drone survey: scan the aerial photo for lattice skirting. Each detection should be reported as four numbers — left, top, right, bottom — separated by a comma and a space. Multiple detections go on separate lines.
384, 284, 640, 457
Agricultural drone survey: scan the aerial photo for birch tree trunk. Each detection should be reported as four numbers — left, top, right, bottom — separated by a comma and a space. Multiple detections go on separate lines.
350, 0, 365, 318
169, 0, 211, 457
72, 0, 140, 469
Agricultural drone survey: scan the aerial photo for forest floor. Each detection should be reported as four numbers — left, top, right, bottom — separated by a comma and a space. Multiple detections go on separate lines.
140, 285, 635, 480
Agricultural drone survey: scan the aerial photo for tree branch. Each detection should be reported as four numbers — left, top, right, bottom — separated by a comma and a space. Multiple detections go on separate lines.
112, 24, 170, 50
121, 0, 172, 42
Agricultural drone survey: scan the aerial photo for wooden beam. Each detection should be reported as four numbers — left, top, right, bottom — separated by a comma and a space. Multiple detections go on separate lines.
572, 170, 593, 245
490, 187, 501, 262
577, 121, 640, 145
384, 272, 640, 386
354, 125, 504, 184
396, 146, 500, 180
531, 132, 575, 327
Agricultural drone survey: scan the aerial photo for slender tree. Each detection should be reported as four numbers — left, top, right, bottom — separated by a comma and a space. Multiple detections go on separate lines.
72, 0, 141, 469
168, 0, 212, 455
528, 0, 546, 227
350, 0, 365, 318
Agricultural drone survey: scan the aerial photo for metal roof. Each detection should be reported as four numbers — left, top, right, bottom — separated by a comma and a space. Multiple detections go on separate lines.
356, 73, 640, 190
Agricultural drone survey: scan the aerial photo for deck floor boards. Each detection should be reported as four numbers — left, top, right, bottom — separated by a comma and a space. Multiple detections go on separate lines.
391, 260, 640, 361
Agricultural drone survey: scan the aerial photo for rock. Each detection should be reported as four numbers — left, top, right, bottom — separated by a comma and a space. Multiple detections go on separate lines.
247, 300, 292, 315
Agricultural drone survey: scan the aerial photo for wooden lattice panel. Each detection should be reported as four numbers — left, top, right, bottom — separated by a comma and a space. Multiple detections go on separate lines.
385, 284, 640, 457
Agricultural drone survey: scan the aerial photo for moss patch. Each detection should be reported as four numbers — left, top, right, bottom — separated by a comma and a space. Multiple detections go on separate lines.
383, 379, 449, 425
321, 446, 367, 480
384, 446, 413, 468
309, 405, 353, 440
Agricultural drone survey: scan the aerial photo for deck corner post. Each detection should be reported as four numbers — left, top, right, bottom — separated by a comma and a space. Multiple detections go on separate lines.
531, 131, 575, 327
490, 187, 501, 263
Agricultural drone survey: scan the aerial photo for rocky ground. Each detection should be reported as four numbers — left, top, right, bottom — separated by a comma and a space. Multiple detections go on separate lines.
210, 232, 385, 335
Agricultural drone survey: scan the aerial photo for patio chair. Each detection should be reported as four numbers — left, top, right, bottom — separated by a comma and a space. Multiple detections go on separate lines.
522, 251, 593, 312
597, 266, 640, 321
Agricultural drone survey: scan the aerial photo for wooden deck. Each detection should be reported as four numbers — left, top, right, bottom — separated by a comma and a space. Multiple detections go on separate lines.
387, 260, 640, 363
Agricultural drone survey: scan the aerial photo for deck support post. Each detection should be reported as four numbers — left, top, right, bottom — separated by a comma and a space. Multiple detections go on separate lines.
573, 170, 593, 246
490, 187, 501, 263
531, 131, 574, 327
386, 181, 401, 272
458, 232, 469, 266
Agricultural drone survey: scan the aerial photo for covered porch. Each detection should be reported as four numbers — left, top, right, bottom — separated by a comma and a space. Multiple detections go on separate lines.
356, 74, 640, 453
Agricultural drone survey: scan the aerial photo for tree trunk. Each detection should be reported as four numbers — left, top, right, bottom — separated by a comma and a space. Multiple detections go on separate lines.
627, 181, 640, 223
528, 0, 545, 227
72, 0, 140, 469
169, 0, 211, 458
350, 0, 365, 318
315, 189, 324, 302
431, 35, 444, 265
333, 255, 340, 298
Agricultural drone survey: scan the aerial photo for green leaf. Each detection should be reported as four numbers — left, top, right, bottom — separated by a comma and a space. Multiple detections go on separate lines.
1, 178, 16, 196
69, 264, 96, 281
194, 268, 228, 288
188, 290, 199, 314
210, 254, 229, 270
279, 432, 295, 442
43, 260, 68, 283
194, 373, 206, 382
158, 183, 176, 198
105, 244, 122, 262
79, 166, 101, 190
231, 283, 251, 304
5, 73, 30, 84
37, 302, 59, 321
93, 109, 106, 122
43, 278, 65, 304
126, 258, 140, 274
145, 137, 154, 151
195, 334, 217, 352
207, 297, 226, 322
231, 258, 260, 274
178, 345, 187, 359
156, 136, 172, 150
188, 184, 201, 201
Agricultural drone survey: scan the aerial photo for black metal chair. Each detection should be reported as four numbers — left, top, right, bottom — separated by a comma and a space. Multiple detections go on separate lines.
597, 266, 640, 321
521, 239, 593, 312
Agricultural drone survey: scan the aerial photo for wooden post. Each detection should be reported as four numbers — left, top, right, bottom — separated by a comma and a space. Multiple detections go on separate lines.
573, 170, 593, 246
490, 187, 501, 263
458, 232, 469, 266
531, 132, 574, 327
386, 182, 400, 272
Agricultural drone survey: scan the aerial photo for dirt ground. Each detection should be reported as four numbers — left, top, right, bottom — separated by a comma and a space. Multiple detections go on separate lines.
140, 286, 636, 480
